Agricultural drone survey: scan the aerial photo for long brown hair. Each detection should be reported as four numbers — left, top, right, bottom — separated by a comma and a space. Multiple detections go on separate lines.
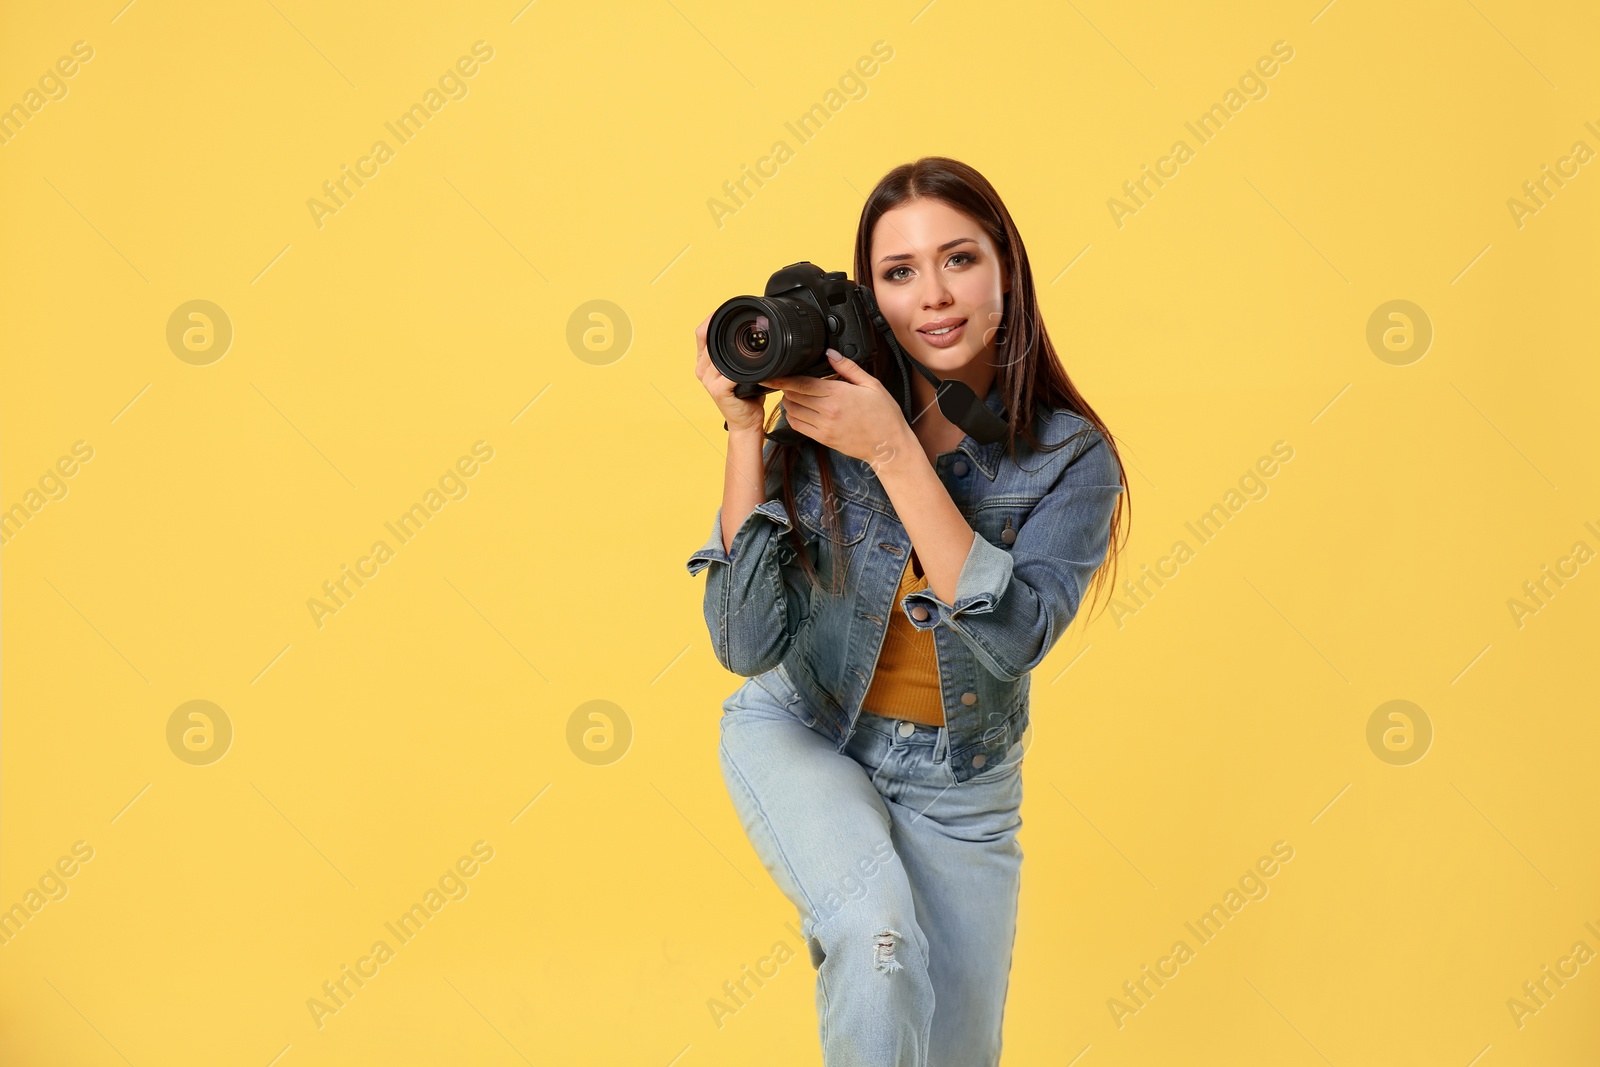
765, 155, 1131, 625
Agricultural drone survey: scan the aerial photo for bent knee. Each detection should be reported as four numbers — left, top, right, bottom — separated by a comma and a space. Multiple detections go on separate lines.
810, 912, 928, 977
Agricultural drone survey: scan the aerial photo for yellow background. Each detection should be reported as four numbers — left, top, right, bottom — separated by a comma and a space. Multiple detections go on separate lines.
3, 1, 1597, 1064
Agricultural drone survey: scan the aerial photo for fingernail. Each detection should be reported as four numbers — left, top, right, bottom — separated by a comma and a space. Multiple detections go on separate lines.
826, 349, 843, 360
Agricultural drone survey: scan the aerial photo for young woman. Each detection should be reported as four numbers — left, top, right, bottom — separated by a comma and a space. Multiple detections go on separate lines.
686, 156, 1130, 1066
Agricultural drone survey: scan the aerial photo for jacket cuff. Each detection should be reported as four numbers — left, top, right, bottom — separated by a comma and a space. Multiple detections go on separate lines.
685, 499, 793, 576
902, 531, 1014, 628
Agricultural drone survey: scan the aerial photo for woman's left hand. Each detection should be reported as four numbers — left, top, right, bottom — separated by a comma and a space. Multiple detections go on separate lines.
763, 350, 911, 465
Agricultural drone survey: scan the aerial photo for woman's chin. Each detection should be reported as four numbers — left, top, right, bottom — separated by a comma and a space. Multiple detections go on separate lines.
915, 343, 981, 373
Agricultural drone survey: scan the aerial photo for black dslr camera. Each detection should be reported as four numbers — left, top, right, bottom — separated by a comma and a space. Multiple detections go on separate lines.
707, 261, 1009, 446
707, 262, 878, 396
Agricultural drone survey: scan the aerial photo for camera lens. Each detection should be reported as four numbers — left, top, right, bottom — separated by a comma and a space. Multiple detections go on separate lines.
734, 315, 770, 359
708, 296, 825, 382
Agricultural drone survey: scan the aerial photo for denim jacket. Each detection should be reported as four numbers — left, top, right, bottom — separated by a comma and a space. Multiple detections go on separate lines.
685, 381, 1123, 783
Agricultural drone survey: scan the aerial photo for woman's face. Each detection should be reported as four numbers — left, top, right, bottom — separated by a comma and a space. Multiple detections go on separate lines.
868, 197, 1010, 376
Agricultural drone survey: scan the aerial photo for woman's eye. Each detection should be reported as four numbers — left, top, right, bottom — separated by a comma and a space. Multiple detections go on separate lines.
884, 253, 973, 282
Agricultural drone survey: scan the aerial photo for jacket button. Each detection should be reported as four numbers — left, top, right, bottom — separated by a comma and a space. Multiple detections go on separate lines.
897, 721, 915, 737
970, 754, 987, 769
910, 605, 930, 622
961, 692, 977, 705
953, 460, 969, 476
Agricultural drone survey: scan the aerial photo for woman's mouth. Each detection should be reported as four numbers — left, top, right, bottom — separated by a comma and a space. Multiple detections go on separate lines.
917, 318, 967, 349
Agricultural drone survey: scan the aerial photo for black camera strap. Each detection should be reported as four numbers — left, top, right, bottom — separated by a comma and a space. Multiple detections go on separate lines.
860, 291, 1011, 446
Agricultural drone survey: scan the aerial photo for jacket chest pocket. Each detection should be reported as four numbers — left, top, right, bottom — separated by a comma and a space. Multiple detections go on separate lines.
794, 480, 871, 546
794, 480, 872, 592
971, 500, 1033, 550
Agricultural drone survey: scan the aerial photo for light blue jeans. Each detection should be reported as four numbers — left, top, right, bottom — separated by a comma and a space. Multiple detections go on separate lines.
718, 662, 1026, 1067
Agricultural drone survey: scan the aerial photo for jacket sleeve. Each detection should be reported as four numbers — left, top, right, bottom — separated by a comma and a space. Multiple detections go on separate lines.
902, 425, 1123, 681
685, 440, 812, 677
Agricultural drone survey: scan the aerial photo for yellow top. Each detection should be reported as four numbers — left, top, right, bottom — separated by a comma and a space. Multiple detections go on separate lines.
861, 555, 946, 727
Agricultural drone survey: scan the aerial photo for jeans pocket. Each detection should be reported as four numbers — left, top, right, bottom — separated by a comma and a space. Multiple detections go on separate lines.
736, 664, 810, 724
961, 736, 1027, 784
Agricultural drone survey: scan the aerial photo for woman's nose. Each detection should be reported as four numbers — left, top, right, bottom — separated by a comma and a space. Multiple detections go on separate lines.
920, 282, 953, 309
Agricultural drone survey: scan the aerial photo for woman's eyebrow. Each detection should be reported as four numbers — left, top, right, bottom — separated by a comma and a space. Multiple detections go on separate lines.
877, 237, 978, 265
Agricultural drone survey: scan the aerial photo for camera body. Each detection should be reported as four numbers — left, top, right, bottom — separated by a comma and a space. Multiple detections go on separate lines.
706, 262, 880, 399
704, 260, 1010, 447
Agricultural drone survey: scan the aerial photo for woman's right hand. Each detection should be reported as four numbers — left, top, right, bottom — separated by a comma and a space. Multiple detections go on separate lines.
696, 313, 767, 434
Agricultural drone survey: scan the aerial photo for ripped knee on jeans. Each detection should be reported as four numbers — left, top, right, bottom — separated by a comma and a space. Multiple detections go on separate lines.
806, 924, 908, 974
872, 928, 904, 975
